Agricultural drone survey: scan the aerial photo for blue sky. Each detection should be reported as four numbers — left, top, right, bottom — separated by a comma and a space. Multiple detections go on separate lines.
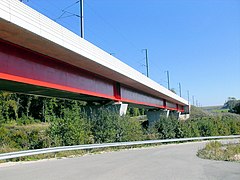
21, 0, 240, 106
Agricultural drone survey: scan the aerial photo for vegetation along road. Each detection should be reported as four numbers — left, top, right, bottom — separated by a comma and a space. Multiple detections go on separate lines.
0, 139, 240, 180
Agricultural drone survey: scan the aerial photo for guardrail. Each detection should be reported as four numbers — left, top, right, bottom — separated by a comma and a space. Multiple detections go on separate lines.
1, 135, 240, 160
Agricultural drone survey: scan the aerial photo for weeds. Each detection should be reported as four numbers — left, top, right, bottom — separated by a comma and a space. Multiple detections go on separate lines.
197, 141, 240, 162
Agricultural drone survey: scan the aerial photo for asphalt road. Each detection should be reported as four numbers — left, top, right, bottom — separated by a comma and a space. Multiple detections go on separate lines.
0, 140, 239, 180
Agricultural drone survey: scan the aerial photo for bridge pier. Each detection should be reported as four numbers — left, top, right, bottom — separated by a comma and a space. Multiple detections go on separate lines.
146, 109, 184, 126
169, 110, 181, 119
112, 102, 128, 116
83, 102, 128, 117
146, 109, 170, 126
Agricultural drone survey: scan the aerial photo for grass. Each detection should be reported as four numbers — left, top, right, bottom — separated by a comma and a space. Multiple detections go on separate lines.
201, 106, 229, 113
197, 141, 240, 162
3, 122, 49, 130
212, 109, 229, 113
201, 106, 222, 111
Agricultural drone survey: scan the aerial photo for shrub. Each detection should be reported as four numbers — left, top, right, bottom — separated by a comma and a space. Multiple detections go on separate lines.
117, 116, 144, 142
91, 109, 144, 143
152, 116, 181, 139
180, 120, 200, 137
149, 114, 240, 140
48, 108, 93, 146
0, 123, 50, 150
233, 102, 240, 114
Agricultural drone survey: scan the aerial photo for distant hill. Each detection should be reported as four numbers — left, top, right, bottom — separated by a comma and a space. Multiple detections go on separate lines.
201, 105, 222, 111
190, 105, 240, 120
190, 106, 210, 118
201, 106, 229, 113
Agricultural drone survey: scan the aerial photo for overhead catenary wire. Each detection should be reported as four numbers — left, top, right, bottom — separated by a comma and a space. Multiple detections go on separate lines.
54, 0, 82, 37
54, 11, 80, 21
54, 1, 143, 66
84, 1, 141, 52
25, 1, 151, 74
20, 0, 190, 98
21, 0, 78, 29
62, 1, 80, 11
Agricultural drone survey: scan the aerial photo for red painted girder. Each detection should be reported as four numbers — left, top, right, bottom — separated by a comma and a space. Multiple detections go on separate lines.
0, 40, 184, 112
0, 40, 115, 100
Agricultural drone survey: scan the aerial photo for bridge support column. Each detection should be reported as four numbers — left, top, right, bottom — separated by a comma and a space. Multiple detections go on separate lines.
166, 110, 170, 118
83, 102, 128, 117
169, 111, 181, 120
179, 113, 190, 121
112, 102, 128, 116
146, 109, 169, 126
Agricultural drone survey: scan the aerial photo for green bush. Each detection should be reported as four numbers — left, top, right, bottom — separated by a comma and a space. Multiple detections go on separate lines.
48, 108, 93, 146
0, 123, 50, 150
91, 109, 144, 143
152, 116, 182, 139
149, 114, 240, 140
0, 126, 11, 148
16, 115, 40, 125
180, 120, 200, 137
117, 116, 144, 142
233, 102, 240, 114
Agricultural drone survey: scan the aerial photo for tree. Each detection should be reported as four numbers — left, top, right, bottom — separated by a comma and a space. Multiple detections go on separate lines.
49, 107, 93, 146
232, 102, 240, 114
0, 91, 20, 121
223, 97, 239, 110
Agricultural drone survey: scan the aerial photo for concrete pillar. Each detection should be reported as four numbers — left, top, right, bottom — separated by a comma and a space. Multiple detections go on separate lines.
179, 113, 190, 121
166, 109, 170, 118
83, 102, 128, 117
169, 111, 181, 120
146, 109, 169, 126
112, 102, 128, 116
176, 111, 181, 120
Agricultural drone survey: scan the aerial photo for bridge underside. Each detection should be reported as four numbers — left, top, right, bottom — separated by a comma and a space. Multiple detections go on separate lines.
0, 40, 184, 112
0, 79, 108, 102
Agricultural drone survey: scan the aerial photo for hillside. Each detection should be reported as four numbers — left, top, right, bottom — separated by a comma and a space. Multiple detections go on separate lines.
190, 106, 210, 118
201, 105, 230, 113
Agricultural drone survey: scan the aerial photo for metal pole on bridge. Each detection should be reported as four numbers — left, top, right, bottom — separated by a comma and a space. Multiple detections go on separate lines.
80, 0, 84, 38
143, 49, 149, 77
178, 82, 182, 97
167, 70, 170, 90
